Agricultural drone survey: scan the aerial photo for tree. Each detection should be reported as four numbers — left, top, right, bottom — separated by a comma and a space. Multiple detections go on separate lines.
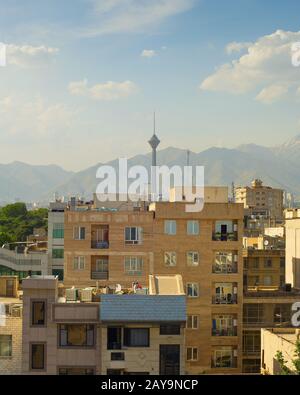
275, 339, 300, 375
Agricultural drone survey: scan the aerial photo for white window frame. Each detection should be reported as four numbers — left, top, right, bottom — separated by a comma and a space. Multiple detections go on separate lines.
73, 256, 85, 270
124, 257, 143, 275
187, 283, 199, 298
187, 220, 199, 235
164, 220, 177, 235
187, 315, 199, 330
125, 227, 143, 245
187, 347, 198, 361
187, 251, 199, 266
164, 252, 177, 267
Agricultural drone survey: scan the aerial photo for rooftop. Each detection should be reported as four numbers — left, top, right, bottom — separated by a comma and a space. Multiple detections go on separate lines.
100, 294, 186, 323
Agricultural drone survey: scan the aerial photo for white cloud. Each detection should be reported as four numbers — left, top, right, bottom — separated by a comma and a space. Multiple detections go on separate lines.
5, 44, 59, 67
200, 30, 300, 102
83, 0, 195, 36
68, 79, 138, 100
256, 84, 288, 104
141, 49, 156, 58
0, 95, 73, 137
226, 41, 252, 54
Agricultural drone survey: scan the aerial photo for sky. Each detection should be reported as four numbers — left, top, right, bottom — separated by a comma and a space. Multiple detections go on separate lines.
1, 0, 300, 170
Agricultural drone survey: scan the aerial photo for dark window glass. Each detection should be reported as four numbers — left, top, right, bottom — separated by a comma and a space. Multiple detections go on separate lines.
31, 301, 45, 326
31, 344, 45, 370
123, 328, 149, 347
160, 325, 181, 335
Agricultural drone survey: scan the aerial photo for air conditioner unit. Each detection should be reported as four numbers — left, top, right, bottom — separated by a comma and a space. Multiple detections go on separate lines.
80, 288, 93, 302
66, 288, 78, 301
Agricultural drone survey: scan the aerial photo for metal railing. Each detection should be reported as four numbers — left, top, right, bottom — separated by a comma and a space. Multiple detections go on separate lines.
0, 251, 42, 266
91, 240, 109, 249
91, 271, 109, 280
212, 328, 237, 337
212, 232, 238, 242
213, 263, 238, 274
212, 295, 238, 305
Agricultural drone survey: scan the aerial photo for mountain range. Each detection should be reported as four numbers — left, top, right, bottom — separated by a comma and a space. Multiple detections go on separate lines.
2, 135, 300, 203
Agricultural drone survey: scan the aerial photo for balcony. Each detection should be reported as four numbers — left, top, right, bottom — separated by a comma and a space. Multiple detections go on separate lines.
212, 294, 238, 305
91, 225, 109, 249
213, 263, 238, 274
91, 256, 109, 280
211, 358, 238, 369
212, 327, 237, 337
91, 271, 109, 280
212, 232, 238, 242
91, 240, 109, 249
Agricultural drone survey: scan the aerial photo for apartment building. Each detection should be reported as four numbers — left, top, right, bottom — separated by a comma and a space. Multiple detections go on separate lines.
243, 249, 285, 288
0, 276, 23, 374
149, 198, 244, 374
21, 275, 186, 375
62, 186, 244, 374
242, 287, 300, 374
236, 179, 284, 234
285, 208, 300, 289
48, 200, 68, 281
63, 205, 154, 289
0, 247, 48, 280
261, 328, 300, 375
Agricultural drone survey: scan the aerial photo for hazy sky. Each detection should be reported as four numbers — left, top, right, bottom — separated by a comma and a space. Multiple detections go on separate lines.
1, 0, 300, 170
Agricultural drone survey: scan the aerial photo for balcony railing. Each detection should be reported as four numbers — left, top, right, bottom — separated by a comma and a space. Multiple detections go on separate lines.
212, 327, 237, 337
91, 240, 109, 249
212, 295, 238, 305
212, 232, 238, 242
91, 271, 109, 280
243, 348, 260, 357
213, 263, 238, 274
211, 358, 238, 369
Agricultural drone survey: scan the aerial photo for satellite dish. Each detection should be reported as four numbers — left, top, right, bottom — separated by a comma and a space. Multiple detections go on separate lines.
264, 240, 269, 246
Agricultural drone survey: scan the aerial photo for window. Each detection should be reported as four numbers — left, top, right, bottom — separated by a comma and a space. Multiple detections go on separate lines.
0, 335, 12, 357
187, 283, 199, 298
187, 347, 198, 361
58, 367, 94, 375
160, 325, 181, 335
31, 343, 45, 370
187, 315, 199, 329
164, 252, 177, 267
187, 252, 199, 266
111, 352, 125, 361
31, 301, 46, 326
164, 220, 177, 235
280, 257, 285, 268
263, 276, 272, 286
107, 327, 122, 350
95, 258, 108, 273
52, 223, 64, 239
252, 258, 260, 269
187, 221, 199, 235
125, 227, 142, 245
73, 226, 85, 240
59, 324, 95, 347
280, 275, 285, 287
243, 331, 260, 355
212, 347, 235, 368
264, 258, 272, 268
243, 304, 264, 324
123, 328, 149, 347
124, 257, 143, 275
73, 256, 85, 270
274, 304, 291, 324
52, 249, 64, 259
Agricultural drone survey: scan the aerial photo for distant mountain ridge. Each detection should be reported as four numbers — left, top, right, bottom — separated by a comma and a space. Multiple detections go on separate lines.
2, 135, 300, 203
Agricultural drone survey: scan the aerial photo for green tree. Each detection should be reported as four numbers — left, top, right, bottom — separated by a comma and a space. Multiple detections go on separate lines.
275, 340, 300, 375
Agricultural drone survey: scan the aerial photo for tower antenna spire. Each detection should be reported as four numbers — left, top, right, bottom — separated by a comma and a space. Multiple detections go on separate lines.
154, 111, 156, 135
